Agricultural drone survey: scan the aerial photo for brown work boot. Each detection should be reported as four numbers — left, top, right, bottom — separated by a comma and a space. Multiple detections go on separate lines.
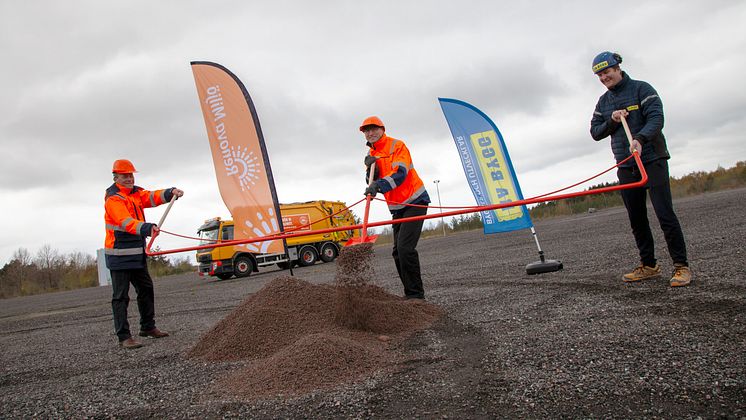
139, 328, 169, 338
670, 264, 692, 287
622, 263, 661, 283
119, 337, 143, 349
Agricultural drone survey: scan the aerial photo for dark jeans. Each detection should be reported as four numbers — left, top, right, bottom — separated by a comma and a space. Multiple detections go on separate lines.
618, 159, 688, 268
111, 268, 156, 341
392, 205, 428, 298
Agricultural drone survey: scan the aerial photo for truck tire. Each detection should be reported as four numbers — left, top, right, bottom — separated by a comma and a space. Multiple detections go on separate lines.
297, 245, 318, 267
234, 256, 253, 278
319, 242, 338, 263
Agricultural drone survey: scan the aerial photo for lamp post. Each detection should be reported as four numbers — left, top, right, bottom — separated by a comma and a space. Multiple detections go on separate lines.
433, 180, 446, 237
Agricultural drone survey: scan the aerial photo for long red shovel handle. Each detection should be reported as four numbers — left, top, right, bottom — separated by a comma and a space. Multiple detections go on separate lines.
360, 166, 376, 241
345, 163, 379, 246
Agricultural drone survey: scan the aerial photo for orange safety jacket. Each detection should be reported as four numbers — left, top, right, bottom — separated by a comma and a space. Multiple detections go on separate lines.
368, 134, 430, 213
104, 183, 174, 270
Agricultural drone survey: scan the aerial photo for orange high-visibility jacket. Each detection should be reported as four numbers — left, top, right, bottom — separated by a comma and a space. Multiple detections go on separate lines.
104, 183, 174, 270
368, 134, 430, 213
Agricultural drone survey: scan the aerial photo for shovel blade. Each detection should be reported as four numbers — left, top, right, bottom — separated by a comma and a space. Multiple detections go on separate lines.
344, 235, 379, 246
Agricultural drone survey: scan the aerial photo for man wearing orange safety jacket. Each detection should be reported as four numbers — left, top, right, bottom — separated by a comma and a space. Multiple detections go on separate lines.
360, 116, 431, 299
104, 159, 184, 349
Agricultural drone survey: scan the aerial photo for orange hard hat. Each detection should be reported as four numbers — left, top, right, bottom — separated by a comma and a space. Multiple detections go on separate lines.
359, 116, 385, 132
112, 159, 137, 174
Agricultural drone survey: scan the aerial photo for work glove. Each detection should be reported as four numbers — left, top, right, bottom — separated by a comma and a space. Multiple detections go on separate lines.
364, 155, 378, 167
364, 182, 380, 198
141, 222, 157, 237
364, 155, 379, 182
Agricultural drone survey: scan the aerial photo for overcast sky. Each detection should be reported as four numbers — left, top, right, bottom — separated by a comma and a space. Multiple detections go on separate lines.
1, 1, 744, 266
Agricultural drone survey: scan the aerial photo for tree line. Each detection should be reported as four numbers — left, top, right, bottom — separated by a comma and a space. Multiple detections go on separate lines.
529, 160, 746, 219
0, 246, 193, 299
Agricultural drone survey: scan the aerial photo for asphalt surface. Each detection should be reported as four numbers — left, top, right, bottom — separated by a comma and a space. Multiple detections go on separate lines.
1, 188, 744, 419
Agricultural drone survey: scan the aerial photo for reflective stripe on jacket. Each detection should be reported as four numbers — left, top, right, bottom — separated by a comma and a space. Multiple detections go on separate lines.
104, 183, 173, 270
368, 134, 430, 213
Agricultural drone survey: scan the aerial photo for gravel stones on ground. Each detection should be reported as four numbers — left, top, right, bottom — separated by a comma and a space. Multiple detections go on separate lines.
1, 188, 744, 418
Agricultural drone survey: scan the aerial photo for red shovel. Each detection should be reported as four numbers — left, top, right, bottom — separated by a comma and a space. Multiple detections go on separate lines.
345, 166, 379, 246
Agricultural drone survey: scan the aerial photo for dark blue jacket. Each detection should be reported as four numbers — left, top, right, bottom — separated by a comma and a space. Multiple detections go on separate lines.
591, 72, 670, 167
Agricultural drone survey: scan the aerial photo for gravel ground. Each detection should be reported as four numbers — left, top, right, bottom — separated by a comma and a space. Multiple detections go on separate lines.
1, 188, 744, 419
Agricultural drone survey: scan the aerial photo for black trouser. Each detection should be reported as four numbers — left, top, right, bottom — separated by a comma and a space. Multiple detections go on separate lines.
392, 205, 428, 298
618, 159, 688, 268
111, 268, 156, 341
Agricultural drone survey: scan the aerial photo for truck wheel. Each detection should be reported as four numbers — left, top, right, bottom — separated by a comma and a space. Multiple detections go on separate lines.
234, 256, 253, 278
319, 242, 338, 263
297, 246, 318, 267
216, 273, 233, 280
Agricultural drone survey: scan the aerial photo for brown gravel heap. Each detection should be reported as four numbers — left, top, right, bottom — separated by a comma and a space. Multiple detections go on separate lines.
227, 333, 385, 398
188, 275, 441, 399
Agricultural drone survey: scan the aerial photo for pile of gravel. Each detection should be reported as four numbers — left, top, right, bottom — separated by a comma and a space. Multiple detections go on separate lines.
187, 274, 441, 399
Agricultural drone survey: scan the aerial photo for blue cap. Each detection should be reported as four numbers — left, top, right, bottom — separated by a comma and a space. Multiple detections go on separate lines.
592, 51, 622, 74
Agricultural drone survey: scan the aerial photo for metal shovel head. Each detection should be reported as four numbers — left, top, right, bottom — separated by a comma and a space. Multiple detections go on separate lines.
345, 234, 379, 246
526, 259, 563, 275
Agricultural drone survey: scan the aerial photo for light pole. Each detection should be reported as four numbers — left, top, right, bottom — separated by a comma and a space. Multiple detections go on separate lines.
433, 180, 446, 237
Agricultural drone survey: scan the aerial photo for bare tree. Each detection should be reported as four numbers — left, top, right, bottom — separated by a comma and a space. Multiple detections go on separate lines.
12, 247, 33, 266
35, 244, 64, 290
35, 244, 63, 270
67, 251, 94, 269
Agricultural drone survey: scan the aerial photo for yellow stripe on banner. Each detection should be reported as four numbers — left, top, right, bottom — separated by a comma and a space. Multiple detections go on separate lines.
469, 130, 524, 222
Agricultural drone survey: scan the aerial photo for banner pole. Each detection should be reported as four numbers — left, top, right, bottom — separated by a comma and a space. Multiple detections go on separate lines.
530, 227, 546, 263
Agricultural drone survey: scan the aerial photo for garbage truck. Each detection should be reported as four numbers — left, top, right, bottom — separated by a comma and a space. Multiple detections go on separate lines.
196, 200, 359, 280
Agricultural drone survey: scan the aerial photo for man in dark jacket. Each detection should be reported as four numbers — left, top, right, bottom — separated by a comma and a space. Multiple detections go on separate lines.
590, 51, 691, 287
104, 159, 184, 348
